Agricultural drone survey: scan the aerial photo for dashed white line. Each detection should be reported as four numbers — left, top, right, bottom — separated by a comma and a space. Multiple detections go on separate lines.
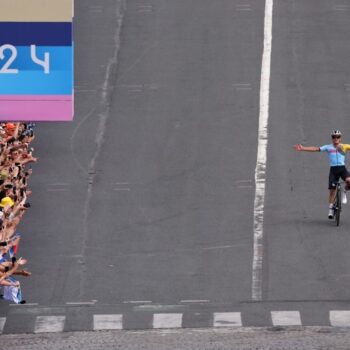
330, 311, 350, 327
34, 316, 65, 333
333, 5, 349, 11
233, 83, 252, 90
137, 5, 153, 13
202, 245, 238, 250
180, 300, 209, 303
251, 0, 274, 302
271, 311, 302, 326
10, 303, 38, 307
66, 301, 96, 305
236, 4, 252, 11
153, 313, 183, 329
123, 300, 153, 304
93, 314, 123, 330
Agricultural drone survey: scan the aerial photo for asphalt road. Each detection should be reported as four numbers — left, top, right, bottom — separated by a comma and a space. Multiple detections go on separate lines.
1, 0, 350, 336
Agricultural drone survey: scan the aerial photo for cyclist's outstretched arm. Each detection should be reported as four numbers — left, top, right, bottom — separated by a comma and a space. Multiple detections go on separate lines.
294, 144, 320, 152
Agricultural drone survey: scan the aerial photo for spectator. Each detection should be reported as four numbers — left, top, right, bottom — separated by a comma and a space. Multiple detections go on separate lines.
0, 122, 36, 304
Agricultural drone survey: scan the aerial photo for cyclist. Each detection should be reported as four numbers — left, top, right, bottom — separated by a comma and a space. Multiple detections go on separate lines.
294, 130, 350, 219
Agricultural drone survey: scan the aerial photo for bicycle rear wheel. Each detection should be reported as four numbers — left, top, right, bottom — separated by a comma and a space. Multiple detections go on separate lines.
335, 188, 341, 226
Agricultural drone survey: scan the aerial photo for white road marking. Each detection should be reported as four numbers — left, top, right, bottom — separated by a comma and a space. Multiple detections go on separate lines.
213, 312, 242, 327
10, 303, 38, 306
236, 4, 252, 11
47, 183, 70, 192
334, 5, 349, 11
0, 317, 6, 333
137, 5, 153, 13
271, 311, 302, 326
75, 89, 98, 93
66, 301, 96, 305
201, 245, 240, 250
93, 314, 123, 330
88, 5, 103, 13
34, 316, 65, 333
113, 188, 131, 191
330, 311, 350, 327
251, 0, 274, 302
180, 300, 209, 303
123, 300, 153, 304
153, 313, 183, 329
233, 83, 252, 90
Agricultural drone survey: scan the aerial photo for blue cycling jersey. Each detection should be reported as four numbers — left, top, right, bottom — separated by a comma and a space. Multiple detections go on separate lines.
319, 144, 350, 167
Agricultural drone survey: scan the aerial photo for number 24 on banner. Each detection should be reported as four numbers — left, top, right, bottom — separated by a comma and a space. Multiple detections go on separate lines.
0, 44, 50, 74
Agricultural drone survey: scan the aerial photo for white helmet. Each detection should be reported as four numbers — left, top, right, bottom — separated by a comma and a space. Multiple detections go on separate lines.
331, 130, 342, 137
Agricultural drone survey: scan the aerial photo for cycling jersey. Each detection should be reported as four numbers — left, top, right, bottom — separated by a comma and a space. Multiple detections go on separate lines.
319, 143, 350, 166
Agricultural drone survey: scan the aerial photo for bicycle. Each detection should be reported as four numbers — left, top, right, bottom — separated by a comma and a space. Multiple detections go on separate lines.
333, 180, 343, 226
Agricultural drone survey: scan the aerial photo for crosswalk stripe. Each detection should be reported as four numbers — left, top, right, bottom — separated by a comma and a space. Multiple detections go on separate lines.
213, 312, 242, 327
34, 316, 65, 333
0, 317, 6, 333
330, 311, 350, 327
271, 311, 302, 326
93, 314, 123, 330
153, 313, 183, 329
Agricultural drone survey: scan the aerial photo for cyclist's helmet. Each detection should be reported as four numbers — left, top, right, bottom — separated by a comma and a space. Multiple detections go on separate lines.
331, 130, 342, 137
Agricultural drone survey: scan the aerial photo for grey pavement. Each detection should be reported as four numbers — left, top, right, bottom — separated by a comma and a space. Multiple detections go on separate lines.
1, 0, 350, 340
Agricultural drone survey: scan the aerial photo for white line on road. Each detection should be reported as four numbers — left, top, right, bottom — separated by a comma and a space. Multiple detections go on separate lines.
66, 301, 96, 305
123, 300, 153, 304
271, 311, 302, 326
180, 300, 209, 303
93, 314, 123, 330
334, 5, 349, 11
236, 5, 252, 11
251, 0, 274, 302
201, 245, 240, 250
236, 179, 253, 183
330, 311, 350, 327
153, 313, 183, 329
34, 316, 65, 333
233, 83, 252, 90
10, 303, 38, 306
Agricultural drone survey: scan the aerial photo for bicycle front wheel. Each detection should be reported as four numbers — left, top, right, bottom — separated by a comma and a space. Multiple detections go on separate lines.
336, 188, 342, 226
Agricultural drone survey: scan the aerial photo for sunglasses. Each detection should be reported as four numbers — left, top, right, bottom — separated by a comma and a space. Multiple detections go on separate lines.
332, 135, 341, 139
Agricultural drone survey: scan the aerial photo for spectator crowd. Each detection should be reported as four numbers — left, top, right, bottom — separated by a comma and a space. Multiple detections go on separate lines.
0, 122, 37, 304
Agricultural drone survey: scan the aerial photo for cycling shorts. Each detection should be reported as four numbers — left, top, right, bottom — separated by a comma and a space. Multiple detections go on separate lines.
328, 166, 350, 189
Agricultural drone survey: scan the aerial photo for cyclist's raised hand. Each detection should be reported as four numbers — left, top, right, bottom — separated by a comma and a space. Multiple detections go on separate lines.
294, 144, 303, 151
